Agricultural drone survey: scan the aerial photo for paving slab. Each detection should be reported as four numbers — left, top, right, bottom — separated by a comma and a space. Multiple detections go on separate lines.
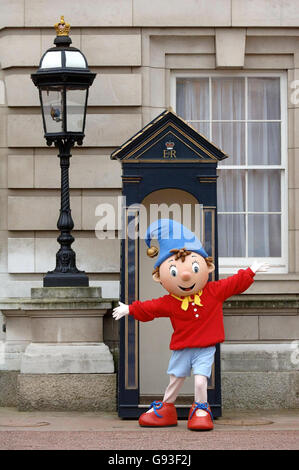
0, 407, 298, 450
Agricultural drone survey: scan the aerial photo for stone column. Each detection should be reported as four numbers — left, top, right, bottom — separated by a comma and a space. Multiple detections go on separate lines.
0, 287, 117, 411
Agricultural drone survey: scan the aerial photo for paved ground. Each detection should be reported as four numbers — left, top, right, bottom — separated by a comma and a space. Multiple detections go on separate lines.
0, 407, 298, 450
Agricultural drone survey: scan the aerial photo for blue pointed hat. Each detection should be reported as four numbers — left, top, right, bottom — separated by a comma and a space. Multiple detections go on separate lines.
145, 218, 208, 268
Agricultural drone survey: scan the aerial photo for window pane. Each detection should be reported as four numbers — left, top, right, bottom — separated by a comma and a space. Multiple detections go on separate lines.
248, 214, 281, 257
212, 122, 245, 165
248, 170, 281, 212
212, 77, 245, 120
217, 170, 246, 212
218, 214, 246, 257
248, 78, 280, 120
191, 122, 210, 139
248, 122, 281, 165
176, 78, 209, 120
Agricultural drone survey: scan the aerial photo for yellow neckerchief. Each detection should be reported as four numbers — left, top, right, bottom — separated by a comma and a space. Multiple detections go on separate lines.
170, 290, 203, 311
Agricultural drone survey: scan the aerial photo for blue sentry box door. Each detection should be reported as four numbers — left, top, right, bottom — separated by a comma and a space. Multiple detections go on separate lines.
111, 109, 228, 419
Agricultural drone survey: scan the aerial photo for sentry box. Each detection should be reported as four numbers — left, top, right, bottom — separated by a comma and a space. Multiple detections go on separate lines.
111, 109, 228, 419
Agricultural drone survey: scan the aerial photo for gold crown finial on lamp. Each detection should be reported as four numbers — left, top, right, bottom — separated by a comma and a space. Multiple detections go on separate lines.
54, 16, 70, 37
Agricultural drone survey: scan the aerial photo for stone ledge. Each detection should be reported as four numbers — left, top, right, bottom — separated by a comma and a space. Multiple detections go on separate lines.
224, 294, 299, 310
17, 373, 117, 411
31, 286, 102, 299
221, 343, 298, 372
20, 342, 115, 374
0, 297, 113, 312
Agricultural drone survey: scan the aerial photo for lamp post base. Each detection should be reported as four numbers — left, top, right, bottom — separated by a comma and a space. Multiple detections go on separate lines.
43, 271, 89, 287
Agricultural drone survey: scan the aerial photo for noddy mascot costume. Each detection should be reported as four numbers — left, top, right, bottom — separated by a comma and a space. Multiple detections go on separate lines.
113, 219, 269, 431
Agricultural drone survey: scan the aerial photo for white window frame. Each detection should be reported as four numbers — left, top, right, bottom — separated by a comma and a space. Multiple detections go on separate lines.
171, 71, 288, 274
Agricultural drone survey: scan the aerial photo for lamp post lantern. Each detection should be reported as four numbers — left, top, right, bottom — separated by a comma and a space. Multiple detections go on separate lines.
31, 16, 96, 287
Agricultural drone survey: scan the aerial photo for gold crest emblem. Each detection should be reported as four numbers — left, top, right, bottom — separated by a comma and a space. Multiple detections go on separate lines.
163, 141, 176, 159
54, 16, 71, 37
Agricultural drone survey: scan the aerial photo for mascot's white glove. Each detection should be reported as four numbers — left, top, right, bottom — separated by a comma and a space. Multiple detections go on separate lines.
112, 301, 130, 320
250, 260, 270, 273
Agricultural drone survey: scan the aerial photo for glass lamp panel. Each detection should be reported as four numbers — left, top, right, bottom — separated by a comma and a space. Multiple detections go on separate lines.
40, 51, 62, 69
66, 88, 87, 132
41, 86, 64, 134
65, 51, 86, 68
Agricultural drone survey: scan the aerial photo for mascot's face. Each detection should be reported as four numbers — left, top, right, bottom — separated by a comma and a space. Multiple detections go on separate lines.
153, 251, 215, 296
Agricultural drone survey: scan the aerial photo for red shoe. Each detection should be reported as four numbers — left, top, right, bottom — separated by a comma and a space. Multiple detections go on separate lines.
139, 401, 177, 427
187, 402, 214, 431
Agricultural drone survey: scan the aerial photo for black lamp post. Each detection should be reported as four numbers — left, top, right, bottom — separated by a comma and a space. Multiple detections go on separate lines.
31, 16, 96, 287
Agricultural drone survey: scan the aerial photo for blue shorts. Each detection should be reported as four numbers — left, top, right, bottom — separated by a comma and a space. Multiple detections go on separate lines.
167, 346, 216, 378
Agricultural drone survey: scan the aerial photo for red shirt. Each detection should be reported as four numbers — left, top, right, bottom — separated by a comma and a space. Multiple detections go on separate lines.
129, 268, 255, 350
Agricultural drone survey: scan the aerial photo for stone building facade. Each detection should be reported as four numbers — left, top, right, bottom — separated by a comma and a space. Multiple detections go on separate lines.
0, 0, 298, 410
